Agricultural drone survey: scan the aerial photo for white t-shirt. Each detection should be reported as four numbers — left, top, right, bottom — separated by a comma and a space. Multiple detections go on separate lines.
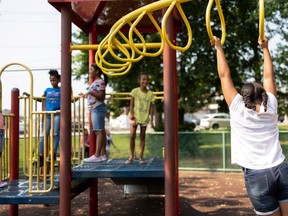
229, 92, 285, 169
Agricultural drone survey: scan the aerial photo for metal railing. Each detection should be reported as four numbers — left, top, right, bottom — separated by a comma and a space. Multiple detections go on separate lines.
0, 114, 13, 181
20, 95, 87, 194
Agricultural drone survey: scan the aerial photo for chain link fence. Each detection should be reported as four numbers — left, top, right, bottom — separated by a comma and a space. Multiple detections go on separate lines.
111, 131, 288, 171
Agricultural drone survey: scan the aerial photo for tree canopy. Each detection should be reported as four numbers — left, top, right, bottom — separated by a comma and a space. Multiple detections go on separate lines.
72, 0, 288, 124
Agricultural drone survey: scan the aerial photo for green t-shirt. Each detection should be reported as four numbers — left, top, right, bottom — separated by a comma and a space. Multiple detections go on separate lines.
130, 87, 155, 124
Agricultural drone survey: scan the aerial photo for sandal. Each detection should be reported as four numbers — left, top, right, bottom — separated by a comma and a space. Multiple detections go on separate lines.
139, 159, 146, 164
125, 159, 133, 164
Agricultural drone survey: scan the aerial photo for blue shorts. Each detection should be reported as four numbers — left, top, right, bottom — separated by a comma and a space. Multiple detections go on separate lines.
243, 161, 288, 215
91, 103, 106, 131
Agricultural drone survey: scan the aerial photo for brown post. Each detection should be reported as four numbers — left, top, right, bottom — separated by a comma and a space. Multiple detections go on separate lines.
10, 88, 20, 216
60, 3, 72, 216
163, 9, 179, 216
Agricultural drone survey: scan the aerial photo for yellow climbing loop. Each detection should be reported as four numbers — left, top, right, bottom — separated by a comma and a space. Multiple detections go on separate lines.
95, 0, 192, 76
205, 0, 226, 45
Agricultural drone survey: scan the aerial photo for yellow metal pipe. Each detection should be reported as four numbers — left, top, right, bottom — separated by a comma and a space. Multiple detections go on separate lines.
205, 0, 226, 45
70, 43, 162, 51
259, 0, 265, 40
0, 62, 34, 193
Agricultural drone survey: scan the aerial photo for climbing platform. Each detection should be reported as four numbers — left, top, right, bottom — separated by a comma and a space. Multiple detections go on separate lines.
72, 158, 164, 178
0, 178, 89, 204
0, 158, 164, 204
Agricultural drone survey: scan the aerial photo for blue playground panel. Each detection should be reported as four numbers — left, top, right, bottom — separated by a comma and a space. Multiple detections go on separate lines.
0, 178, 89, 204
72, 158, 164, 178
0, 180, 59, 204
0, 158, 164, 204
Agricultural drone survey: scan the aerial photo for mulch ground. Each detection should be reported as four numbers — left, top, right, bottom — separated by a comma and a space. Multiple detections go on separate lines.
0, 171, 255, 216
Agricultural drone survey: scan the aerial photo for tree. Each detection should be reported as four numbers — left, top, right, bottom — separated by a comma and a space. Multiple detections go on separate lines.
72, 0, 288, 128
72, 31, 89, 81
265, 0, 288, 116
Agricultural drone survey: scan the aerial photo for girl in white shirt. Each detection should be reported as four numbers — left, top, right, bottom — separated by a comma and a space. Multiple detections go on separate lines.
213, 36, 288, 216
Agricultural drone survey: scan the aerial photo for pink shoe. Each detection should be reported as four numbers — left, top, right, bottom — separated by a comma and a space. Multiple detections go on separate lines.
83, 155, 102, 163
101, 155, 108, 161
0, 181, 7, 188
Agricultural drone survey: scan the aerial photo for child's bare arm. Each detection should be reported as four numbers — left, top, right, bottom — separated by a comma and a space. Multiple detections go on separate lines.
150, 103, 155, 128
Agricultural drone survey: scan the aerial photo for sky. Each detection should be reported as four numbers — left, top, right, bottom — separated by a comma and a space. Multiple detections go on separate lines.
0, 0, 87, 110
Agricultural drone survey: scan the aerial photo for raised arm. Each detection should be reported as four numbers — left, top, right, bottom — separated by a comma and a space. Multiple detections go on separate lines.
149, 103, 154, 128
258, 38, 276, 97
212, 37, 238, 107
129, 96, 135, 118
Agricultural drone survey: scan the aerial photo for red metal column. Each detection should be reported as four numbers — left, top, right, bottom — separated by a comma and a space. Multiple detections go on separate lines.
60, 3, 72, 216
10, 88, 19, 216
163, 9, 179, 216
89, 23, 98, 216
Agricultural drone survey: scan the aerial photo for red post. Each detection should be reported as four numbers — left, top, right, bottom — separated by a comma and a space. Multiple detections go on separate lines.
10, 88, 20, 215
60, 3, 72, 216
163, 9, 179, 216
89, 23, 98, 216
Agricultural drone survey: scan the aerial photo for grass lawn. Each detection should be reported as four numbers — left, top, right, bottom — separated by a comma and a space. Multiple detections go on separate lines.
14, 128, 288, 176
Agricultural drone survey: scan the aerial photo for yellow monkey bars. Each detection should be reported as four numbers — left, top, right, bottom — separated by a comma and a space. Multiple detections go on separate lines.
71, 0, 265, 75
71, 0, 226, 76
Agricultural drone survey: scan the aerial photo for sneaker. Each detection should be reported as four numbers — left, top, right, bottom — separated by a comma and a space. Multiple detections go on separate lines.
83, 155, 102, 163
0, 181, 7, 188
101, 155, 108, 161
139, 158, 146, 164
125, 159, 133, 164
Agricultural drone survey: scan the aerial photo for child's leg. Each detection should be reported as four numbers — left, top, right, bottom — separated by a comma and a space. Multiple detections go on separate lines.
53, 114, 60, 155
139, 125, 147, 160
0, 130, 4, 157
129, 123, 137, 160
95, 130, 106, 157
100, 132, 107, 156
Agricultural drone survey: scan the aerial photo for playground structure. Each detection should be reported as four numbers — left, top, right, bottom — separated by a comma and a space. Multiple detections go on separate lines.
0, 63, 88, 193
0, 62, 165, 213
0, 0, 266, 215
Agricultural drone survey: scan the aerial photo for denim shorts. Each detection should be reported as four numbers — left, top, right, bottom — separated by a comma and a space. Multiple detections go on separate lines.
243, 161, 288, 215
91, 103, 106, 131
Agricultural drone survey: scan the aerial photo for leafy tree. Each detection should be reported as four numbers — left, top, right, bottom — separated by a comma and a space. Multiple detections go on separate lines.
265, 0, 288, 115
72, 31, 89, 81
72, 0, 288, 127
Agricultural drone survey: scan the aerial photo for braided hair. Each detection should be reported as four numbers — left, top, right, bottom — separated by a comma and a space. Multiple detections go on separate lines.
240, 82, 268, 112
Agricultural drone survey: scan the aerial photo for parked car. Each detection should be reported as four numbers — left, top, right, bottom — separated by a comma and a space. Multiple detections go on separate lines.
200, 113, 230, 130
19, 122, 28, 134
191, 115, 201, 127
278, 114, 285, 123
